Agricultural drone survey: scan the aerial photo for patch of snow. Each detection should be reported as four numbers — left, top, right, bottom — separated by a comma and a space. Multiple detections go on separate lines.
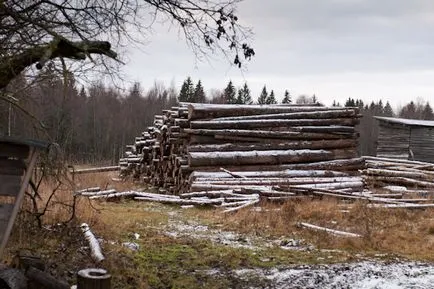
235, 261, 434, 289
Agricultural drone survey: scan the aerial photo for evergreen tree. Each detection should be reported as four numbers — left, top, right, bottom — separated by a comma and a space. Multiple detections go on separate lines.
422, 102, 434, 120
312, 94, 317, 104
223, 80, 237, 104
332, 100, 341, 107
236, 82, 252, 104
377, 100, 384, 115
257, 85, 268, 104
266, 90, 277, 104
399, 101, 417, 119
345, 97, 355, 107
193, 80, 206, 103
178, 77, 194, 102
282, 90, 292, 104
355, 99, 364, 109
383, 101, 394, 117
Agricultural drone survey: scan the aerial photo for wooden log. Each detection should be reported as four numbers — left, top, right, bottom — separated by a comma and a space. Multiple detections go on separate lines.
190, 181, 364, 192
188, 139, 358, 152
189, 170, 348, 181
222, 199, 260, 213
79, 189, 117, 197
365, 168, 434, 180
212, 108, 359, 121
134, 196, 222, 206
77, 268, 111, 289
71, 166, 120, 175
185, 129, 357, 140
219, 168, 247, 178
191, 176, 361, 186
89, 191, 138, 200
363, 156, 431, 167
368, 203, 434, 209
80, 223, 104, 263
277, 181, 365, 191
365, 176, 434, 188
298, 222, 361, 238
188, 103, 345, 120
189, 119, 358, 130
188, 149, 356, 167
181, 158, 365, 173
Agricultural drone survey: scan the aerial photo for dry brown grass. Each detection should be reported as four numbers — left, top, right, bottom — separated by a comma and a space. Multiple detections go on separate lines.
4, 170, 434, 287
191, 198, 434, 261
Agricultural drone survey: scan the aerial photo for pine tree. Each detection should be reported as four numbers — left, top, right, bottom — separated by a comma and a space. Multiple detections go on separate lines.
332, 100, 341, 107
223, 80, 237, 104
312, 94, 317, 104
345, 98, 355, 107
422, 102, 434, 120
399, 101, 417, 119
383, 101, 394, 117
178, 77, 194, 102
236, 82, 252, 104
266, 90, 277, 104
257, 85, 268, 104
193, 80, 206, 103
282, 90, 291, 104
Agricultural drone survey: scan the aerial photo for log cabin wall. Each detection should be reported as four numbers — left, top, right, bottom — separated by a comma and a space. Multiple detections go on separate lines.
376, 122, 410, 159
375, 117, 434, 163
409, 126, 434, 163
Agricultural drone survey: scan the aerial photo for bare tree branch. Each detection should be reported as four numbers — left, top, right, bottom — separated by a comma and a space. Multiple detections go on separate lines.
0, 0, 255, 89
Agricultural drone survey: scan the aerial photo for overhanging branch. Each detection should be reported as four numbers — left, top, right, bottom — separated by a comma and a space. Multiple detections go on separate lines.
0, 38, 118, 90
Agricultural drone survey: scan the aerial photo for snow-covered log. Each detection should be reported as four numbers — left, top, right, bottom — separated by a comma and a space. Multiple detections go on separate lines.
298, 222, 362, 238
80, 223, 104, 263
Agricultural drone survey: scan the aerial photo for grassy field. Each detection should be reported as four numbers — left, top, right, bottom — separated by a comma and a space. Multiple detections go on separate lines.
5, 171, 434, 288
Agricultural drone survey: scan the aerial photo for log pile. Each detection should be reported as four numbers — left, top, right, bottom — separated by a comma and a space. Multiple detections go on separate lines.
119, 103, 364, 195
362, 156, 434, 198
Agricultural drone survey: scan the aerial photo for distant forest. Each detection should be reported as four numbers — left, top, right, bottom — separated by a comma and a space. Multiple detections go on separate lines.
1, 73, 433, 164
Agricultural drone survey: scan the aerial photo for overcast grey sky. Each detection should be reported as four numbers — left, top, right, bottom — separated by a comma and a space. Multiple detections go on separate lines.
123, 0, 434, 107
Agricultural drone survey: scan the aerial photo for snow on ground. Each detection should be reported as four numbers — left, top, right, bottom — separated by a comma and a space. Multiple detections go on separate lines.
145, 204, 434, 289
163, 212, 312, 251
235, 261, 434, 289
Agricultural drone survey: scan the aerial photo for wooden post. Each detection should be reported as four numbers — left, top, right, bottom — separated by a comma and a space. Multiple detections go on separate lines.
77, 268, 111, 289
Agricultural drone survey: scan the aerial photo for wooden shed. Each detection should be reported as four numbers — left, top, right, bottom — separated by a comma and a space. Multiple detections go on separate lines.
375, 116, 434, 162
0, 137, 49, 258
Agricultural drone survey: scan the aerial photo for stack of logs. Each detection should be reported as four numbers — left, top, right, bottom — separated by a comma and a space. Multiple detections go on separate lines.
363, 156, 434, 197
120, 103, 364, 195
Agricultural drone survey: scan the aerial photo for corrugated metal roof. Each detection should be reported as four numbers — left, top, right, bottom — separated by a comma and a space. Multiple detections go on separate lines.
374, 116, 434, 128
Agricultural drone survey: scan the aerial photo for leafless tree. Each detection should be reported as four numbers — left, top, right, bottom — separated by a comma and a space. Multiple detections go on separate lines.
0, 0, 255, 90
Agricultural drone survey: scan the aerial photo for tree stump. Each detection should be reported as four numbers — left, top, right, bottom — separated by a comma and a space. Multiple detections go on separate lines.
77, 269, 111, 289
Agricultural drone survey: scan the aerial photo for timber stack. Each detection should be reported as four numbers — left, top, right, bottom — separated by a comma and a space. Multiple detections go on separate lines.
120, 103, 364, 195
362, 156, 434, 197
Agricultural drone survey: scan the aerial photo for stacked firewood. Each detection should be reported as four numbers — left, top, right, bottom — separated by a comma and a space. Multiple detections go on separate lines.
120, 103, 364, 195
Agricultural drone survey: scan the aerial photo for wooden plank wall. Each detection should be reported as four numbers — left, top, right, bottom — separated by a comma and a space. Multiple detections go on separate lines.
376, 122, 410, 159
410, 127, 434, 163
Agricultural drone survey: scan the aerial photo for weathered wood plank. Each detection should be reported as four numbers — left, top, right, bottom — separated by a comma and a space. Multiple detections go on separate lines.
0, 158, 25, 175
0, 175, 22, 196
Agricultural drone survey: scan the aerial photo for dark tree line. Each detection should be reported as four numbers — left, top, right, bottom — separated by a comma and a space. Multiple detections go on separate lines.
0, 71, 177, 164
3, 72, 432, 163
178, 77, 295, 105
